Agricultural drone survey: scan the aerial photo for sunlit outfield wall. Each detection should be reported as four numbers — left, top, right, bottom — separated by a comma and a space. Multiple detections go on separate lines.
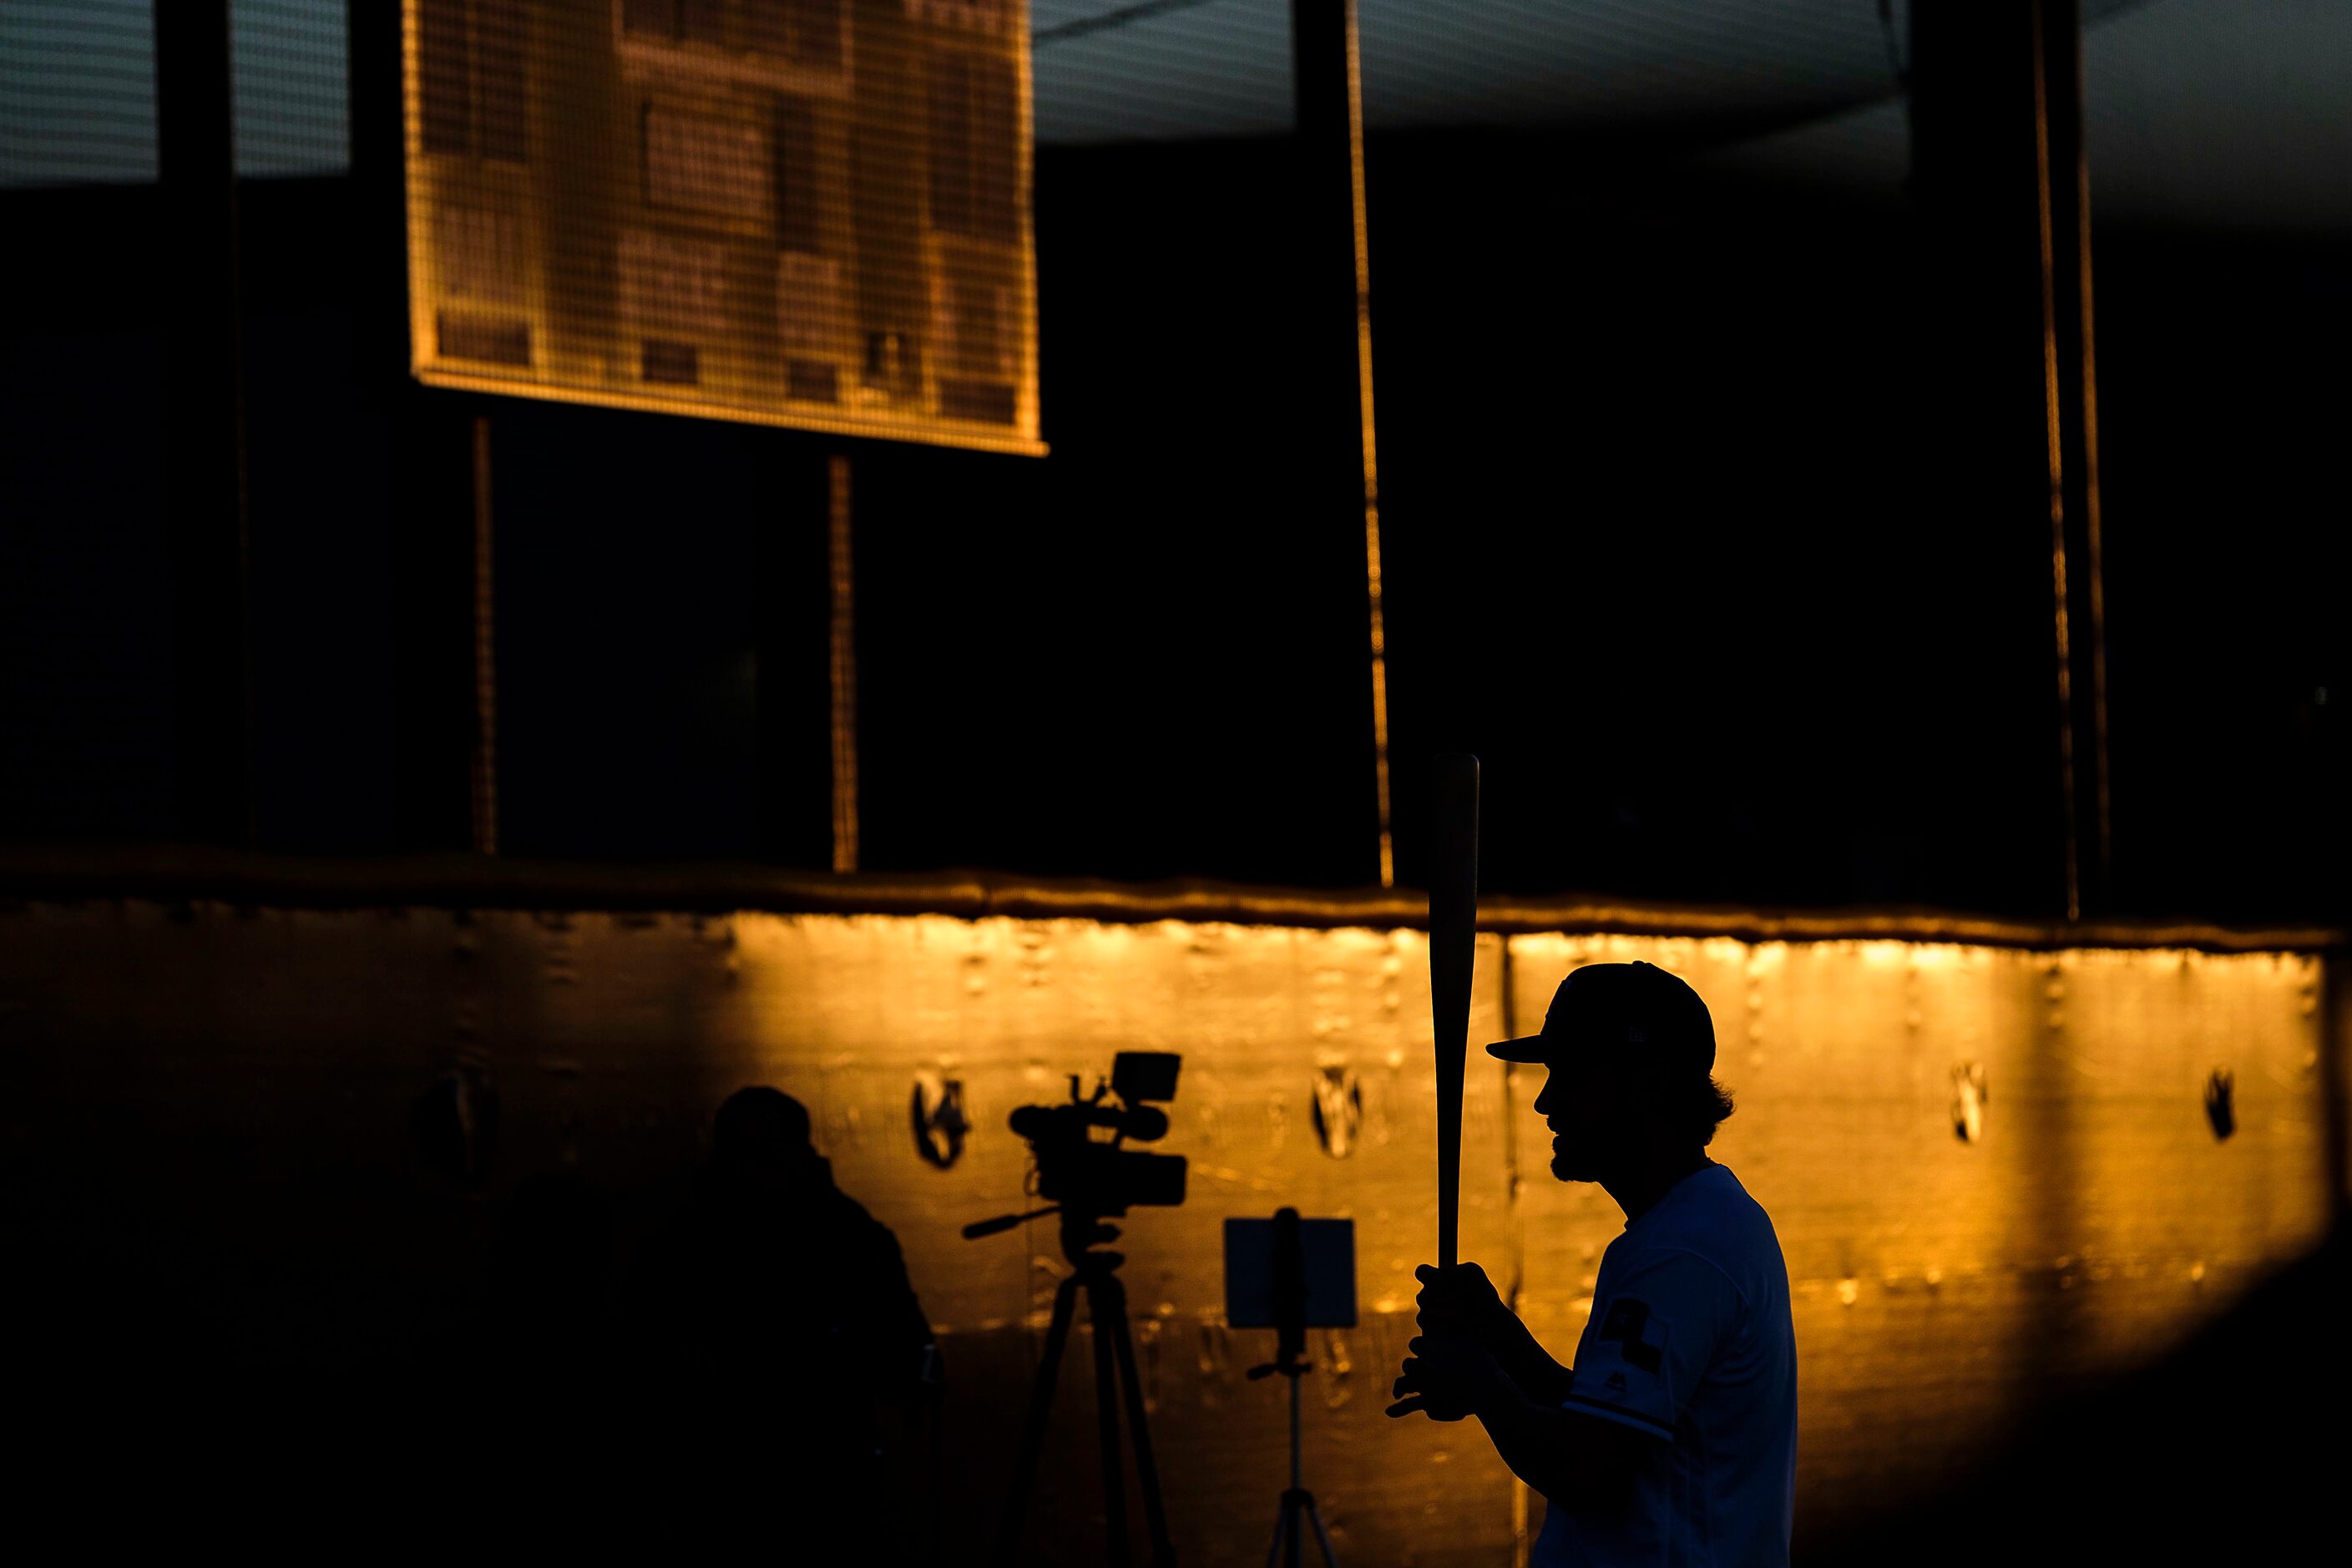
2, 896, 2337, 1563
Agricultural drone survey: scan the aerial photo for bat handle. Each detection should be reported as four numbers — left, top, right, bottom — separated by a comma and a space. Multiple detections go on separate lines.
1437, 1080, 1462, 1270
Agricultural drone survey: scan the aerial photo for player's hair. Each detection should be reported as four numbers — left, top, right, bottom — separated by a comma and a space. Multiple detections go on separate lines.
1626, 1063, 1736, 1146
1692, 1075, 1737, 1147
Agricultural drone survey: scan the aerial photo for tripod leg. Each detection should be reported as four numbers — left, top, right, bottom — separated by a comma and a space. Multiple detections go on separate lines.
998, 1272, 1085, 1568
1264, 1500, 1294, 1568
1087, 1274, 1132, 1567
1303, 1497, 1341, 1568
1099, 1272, 1178, 1568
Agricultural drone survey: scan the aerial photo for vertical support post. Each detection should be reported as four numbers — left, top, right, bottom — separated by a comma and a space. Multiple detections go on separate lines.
1909, 3, 2094, 1386
350, 0, 407, 387
752, 445, 831, 867
2032, 0, 2112, 918
359, 0, 482, 852
154, 0, 252, 845
827, 453, 859, 873
2324, 953, 2349, 1233
1294, 0, 1393, 888
1911, 0, 2107, 918
469, 415, 499, 855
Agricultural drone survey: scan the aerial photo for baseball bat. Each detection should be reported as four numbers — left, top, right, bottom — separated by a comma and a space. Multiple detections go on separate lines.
1430, 753, 1480, 1270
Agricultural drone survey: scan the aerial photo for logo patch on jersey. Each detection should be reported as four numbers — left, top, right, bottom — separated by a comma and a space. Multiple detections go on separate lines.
1598, 1298, 1664, 1374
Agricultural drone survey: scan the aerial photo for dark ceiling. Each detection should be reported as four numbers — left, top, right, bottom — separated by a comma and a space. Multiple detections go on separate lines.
4, 0, 2347, 230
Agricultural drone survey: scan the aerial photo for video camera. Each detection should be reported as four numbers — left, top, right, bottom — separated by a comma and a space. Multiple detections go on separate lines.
965, 1055, 1190, 1564
964, 1052, 1187, 1239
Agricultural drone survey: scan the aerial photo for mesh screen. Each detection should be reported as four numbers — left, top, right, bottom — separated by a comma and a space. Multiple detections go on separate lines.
405, 0, 1041, 452
0, 1, 156, 187
234, 0, 348, 177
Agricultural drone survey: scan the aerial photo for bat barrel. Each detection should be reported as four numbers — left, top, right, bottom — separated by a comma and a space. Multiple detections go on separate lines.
1429, 752, 1479, 1272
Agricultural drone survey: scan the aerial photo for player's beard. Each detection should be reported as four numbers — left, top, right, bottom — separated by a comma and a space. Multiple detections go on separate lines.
1549, 1136, 1598, 1183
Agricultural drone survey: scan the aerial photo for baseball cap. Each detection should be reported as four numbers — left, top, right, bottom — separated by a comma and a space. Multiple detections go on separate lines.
1486, 961, 1717, 1076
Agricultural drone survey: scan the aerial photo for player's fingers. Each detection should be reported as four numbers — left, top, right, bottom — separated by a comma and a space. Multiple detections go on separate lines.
1408, 1336, 1427, 1354
1384, 1397, 1425, 1419
1393, 1374, 1417, 1398
1414, 1264, 1439, 1283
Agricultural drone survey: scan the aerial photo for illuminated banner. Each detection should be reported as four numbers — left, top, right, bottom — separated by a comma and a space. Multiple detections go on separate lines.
404, 0, 1040, 454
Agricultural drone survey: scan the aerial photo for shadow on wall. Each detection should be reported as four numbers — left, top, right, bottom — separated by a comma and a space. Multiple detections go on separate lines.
14, 1085, 942, 1559
1803, 1219, 2351, 1566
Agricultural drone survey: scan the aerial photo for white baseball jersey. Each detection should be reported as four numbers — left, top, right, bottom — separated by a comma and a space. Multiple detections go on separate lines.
1531, 1162, 1798, 1568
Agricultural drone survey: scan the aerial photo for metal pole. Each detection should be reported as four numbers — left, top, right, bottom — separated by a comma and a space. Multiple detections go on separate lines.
2031, 0, 2107, 912
1912, 0, 2107, 919
1290, 1363, 1302, 1490
154, 0, 252, 844
469, 415, 499, 855
2031, 0, 2112, 915
827, 453, 860, 873
357, 0, 479, 852
1293, 0, 1393, 888
1287, 1371, 1303, 1568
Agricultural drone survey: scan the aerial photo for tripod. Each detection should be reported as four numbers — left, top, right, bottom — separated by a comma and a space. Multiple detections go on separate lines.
1248, 1209, 1340, 1568
993, 1208, 1176, 1568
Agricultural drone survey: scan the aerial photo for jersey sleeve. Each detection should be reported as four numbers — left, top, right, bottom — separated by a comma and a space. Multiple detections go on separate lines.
1564, 1248, 1740, 1440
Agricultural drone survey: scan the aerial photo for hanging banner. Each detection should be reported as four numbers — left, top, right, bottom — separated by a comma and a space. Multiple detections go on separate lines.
404, 0, 1041, 453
